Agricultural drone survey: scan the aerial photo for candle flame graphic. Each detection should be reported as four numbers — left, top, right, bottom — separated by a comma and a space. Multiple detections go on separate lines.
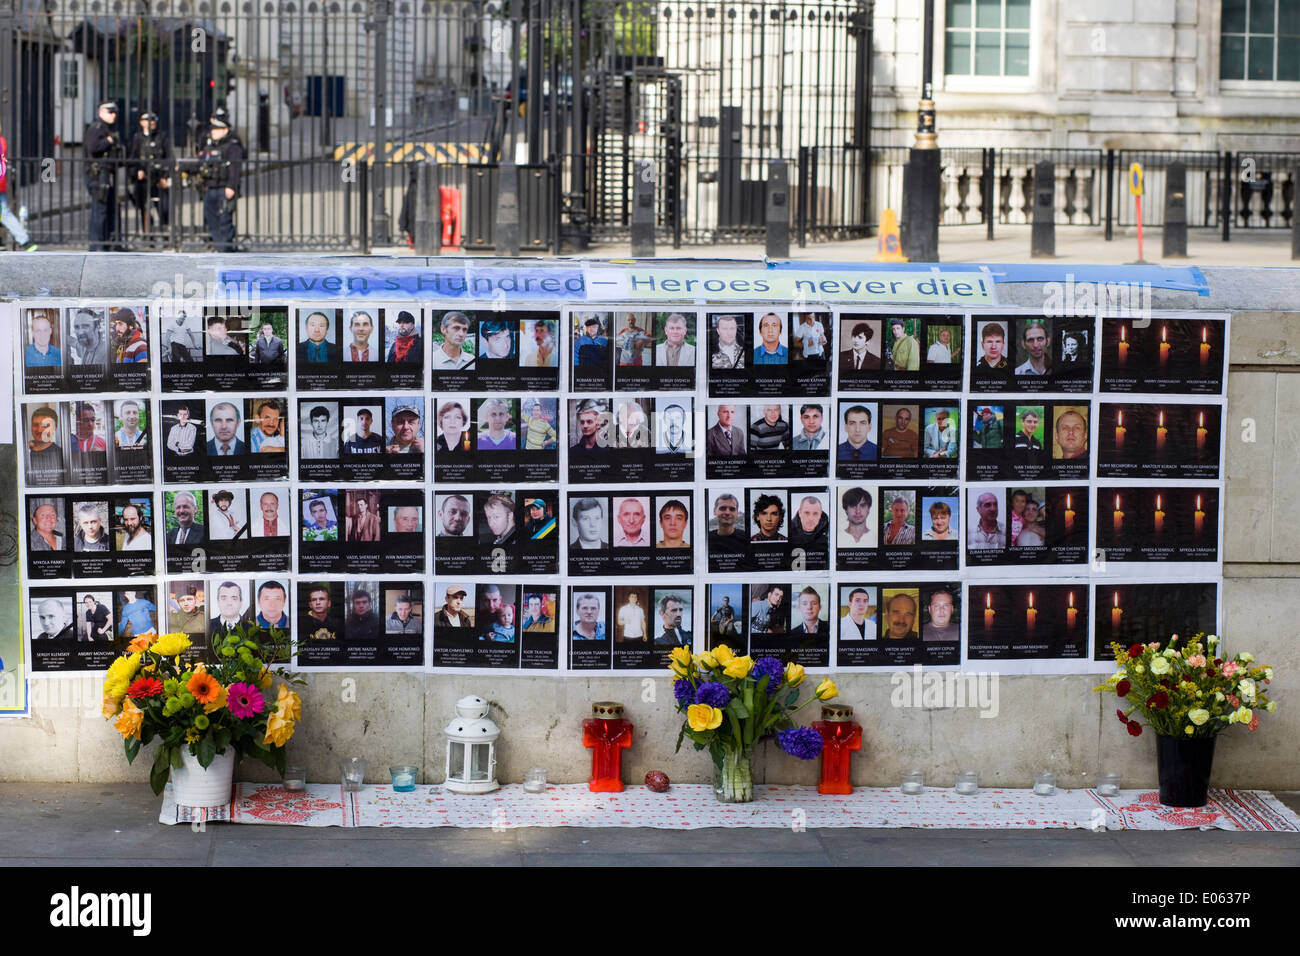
1068, 592, 1075, 608
1199, 410, 1205, 428
1113, 592, 1120, 609
1162, 325, 1168, 343
986, 593, 992, 609
1066, 493, 1072, 509
1158, 410, 1165, 427
1117, 410, 1123, 427
1202, 326, 1208, 343
1197, 494, 1202, 510
1028, 592, 1034, 609
1115, 494, 1121, 510
1156, 495, 1162, 510
1120, 326, 1127, 343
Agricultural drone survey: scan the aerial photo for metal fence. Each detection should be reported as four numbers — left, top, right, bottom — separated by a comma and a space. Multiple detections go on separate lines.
1, 0, 874, 250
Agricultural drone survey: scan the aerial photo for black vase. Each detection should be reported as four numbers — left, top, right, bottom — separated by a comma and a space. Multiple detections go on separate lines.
1156, 734, 1217, 807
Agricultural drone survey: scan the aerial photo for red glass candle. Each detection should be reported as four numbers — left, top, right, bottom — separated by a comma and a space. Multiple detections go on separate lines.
812, 703, 862, 795
583, 701, 633, 792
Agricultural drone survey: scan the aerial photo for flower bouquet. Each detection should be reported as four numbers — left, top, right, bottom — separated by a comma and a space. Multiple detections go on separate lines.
1095, 633, 1277, 806
669, 644, 839, 802
103, 625, 303, 797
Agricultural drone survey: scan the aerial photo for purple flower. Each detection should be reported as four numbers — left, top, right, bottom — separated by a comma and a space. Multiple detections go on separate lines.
777, 726, 824, 761
673, 679, 696, 706
695, 681, 731, 709
752, 657, 785, 691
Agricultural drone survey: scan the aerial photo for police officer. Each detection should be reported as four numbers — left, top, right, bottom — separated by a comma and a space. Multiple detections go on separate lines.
85, 100, 122, 251
127, 110, 173, 233
197, 107, 244, 252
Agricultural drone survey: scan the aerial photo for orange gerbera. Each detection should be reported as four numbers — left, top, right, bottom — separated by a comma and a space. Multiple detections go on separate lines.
186, 671, 221, 705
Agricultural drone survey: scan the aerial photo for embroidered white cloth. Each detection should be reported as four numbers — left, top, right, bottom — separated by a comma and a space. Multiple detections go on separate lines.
160, 783, 1300, 831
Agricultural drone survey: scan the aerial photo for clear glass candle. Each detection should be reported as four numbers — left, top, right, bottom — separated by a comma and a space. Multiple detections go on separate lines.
1096, 772, 1121, 797
340, 757, 366, 792
954, 771, 979, 795
901, 770, 925, 795
522, 767, 548, 793
1033, 770, 1057, 796
282, 765, 306, 791
389, 765, 418, 792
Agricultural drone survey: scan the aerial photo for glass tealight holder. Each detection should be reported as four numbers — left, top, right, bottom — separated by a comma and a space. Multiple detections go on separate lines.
340, 757, 366, 792
1096, 772, 1121, 797
954, 771, 979, 795
389, 765, 418, 792
900, 770, 925, 795
1033, 771, 1057, 796
282, 765, 306, 791
522, 767, 548, 793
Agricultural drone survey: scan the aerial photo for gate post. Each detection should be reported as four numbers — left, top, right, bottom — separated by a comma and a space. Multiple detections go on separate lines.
765, 159, 790, 259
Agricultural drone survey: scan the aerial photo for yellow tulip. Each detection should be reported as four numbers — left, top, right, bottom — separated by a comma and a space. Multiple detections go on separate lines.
263, 711, 296, 747
712, 644, 735, 665
669, 645, 692, 677
785, 662, 806, 687
814, 677, 839, 700
276, 684, 302, 722
696, 650, 718, 669
723, 655, 753, 679
686, 704, 724, 732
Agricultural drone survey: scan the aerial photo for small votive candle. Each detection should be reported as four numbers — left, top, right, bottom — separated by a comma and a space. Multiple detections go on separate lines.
954, 771, 979, 795
340, 757, 366, 792
282, 765, 306, 791
389, 765, 418, 792
901, 770, 925, 795
1033, 771, 1057, 796
1097, 773, 1121, 797
523, 767, 548, 793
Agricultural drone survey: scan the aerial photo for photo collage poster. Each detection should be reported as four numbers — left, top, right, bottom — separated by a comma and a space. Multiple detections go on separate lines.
11, 299, 1228, 679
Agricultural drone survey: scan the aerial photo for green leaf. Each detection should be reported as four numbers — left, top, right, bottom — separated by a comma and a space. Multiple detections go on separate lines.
785, 689, 799, 708
152, 743, 171, 774
726, 698, 751, 719
197, 733, 217, 768
124, 737, 141, 763
169, 746, 184, 770
149, 761, 170, 796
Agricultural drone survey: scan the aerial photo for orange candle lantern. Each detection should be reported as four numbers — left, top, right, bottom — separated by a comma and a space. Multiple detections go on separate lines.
583, 701, 633, 793
813, 703, 862, 795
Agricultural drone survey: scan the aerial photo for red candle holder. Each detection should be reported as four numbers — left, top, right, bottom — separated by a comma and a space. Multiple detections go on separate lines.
812, 703, 862, 795
583, 701, 633, 792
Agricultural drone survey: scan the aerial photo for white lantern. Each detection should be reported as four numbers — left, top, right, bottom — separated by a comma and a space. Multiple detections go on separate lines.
443, 695, 500, 793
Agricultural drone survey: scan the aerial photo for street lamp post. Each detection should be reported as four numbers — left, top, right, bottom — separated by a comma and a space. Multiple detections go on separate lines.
902, 0, 940, 262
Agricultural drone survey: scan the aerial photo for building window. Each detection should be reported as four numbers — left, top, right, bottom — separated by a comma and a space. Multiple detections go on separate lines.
945, 0, 1031, 77
1221, 0, 1300, 80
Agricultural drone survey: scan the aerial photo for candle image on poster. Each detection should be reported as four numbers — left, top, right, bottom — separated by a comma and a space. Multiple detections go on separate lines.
1100, 317, 1227, 394
1092, 583, 1219, 661
966, 584, 1089, 662
1094, 487, 1220, 564
1096, 402, 1222, 481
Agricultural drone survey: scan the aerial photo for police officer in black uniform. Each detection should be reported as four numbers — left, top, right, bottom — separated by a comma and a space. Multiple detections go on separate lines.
85, 100, 122, 251
196, 107, 244, 252
127, 110, 173, 233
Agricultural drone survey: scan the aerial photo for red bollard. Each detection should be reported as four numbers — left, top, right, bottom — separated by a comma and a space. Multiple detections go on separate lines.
812, 703, 862, 795
583, 701, 633, 792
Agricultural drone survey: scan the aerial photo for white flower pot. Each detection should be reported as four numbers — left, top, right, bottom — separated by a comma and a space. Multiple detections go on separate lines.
171, 749, 236, 808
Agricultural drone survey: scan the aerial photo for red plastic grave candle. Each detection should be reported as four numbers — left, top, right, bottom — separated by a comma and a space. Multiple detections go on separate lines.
813, 703, 862, 795
583, 701, 633, 792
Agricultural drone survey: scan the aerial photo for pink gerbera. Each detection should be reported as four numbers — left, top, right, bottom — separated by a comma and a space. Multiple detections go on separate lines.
226, 682, 266, 719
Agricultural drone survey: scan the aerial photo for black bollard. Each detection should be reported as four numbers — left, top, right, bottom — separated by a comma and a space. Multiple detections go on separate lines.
902, 149, 941, 262
1031, 160, 1055, 257
631, 159, 656, 258
766, 159, 791, 259
1163, 161, 1188, 258
1292, 166, 1300, 260
495, 161, 521, 257
414, 163, 441, 256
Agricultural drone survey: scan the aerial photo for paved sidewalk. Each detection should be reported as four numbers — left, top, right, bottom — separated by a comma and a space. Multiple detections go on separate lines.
379, 225, 1300, 268
3, 784, 1297, 867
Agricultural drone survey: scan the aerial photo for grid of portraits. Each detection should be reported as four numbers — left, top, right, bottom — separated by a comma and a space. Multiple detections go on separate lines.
15, 301, 1228, 677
